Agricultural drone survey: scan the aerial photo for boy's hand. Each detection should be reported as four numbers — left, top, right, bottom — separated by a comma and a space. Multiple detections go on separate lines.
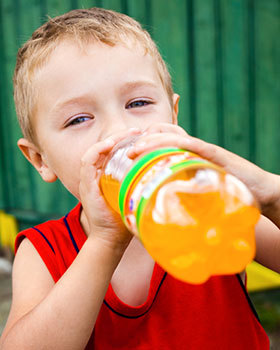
127, 123, 189, 159
127, 123, 280, 218
79, 128, 141, 251
170, 134, 280, 217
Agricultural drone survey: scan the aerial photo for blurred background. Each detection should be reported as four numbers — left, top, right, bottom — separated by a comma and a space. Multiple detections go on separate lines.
0, 0, 280, 347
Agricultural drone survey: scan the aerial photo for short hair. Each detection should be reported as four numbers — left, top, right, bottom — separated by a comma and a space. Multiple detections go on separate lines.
13, 7, 174, 143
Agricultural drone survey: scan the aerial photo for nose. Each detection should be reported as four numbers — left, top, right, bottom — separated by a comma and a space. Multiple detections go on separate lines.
101, 113, 140, 140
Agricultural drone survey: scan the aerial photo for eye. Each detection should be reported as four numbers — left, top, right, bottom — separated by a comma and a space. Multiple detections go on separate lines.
126, 99, 152, 109
65, 114, 93, 127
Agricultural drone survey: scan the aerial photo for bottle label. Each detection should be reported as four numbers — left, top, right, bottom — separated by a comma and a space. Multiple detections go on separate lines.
119, 148, 220, 237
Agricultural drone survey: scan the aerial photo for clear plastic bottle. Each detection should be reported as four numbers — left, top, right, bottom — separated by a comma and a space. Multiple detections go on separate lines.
100, 136, 260, 284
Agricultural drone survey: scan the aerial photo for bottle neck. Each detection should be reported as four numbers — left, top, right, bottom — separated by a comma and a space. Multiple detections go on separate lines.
103, 144, 134, 183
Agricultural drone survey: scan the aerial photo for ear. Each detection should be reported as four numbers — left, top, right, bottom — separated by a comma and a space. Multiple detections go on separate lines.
172, 93, 180, 125
17, 138, 57, 183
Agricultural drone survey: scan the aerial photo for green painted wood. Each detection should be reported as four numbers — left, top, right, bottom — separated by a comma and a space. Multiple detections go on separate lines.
185, 0, 196, 135
151, 0, 189, 132
193, 0, 219, 144
0, 0, 279, 226
16, 0, 43, 45
46, 0, 73, 17
13, 0, 43, 213
254, 0, 280, 172
77, 0, 98, 10
221, 0, 251, 159
98, 0, 123, 13
126, 0, 150, 27
0, 0, 8, 210
1, 0, 24, 210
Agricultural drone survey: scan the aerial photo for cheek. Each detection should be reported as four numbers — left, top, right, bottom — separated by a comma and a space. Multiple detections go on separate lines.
42, 134, 86, 171
155, 105, 174, 125
46, 146, 82, 183
159, 99, 173, 118
55, 156, 82, 199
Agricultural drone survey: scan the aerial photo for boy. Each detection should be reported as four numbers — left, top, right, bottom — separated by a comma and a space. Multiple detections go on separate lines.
1, 7, 279, 349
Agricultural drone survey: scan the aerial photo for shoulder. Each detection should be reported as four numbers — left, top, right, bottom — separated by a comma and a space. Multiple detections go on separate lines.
15, 203, 84, 282
15, 203, 83, 252
14, 237, 55, 286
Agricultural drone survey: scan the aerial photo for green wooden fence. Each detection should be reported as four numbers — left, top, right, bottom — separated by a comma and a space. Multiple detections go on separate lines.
0, 0, 279, 229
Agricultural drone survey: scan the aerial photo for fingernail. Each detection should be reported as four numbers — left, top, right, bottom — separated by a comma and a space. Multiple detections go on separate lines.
105, 138, 114, 146
129, 128, 141, 133
136, 142, 146, 147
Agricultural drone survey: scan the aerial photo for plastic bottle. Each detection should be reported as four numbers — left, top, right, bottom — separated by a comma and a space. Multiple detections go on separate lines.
100, 136, 260, 284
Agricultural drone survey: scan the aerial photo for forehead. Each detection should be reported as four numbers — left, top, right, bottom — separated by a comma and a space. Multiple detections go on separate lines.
38, 38, 158, 78
34, 39, 163, 92
33, 40, 165, 105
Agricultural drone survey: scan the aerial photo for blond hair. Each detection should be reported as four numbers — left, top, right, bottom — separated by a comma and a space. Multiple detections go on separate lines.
13, 7, 174, 142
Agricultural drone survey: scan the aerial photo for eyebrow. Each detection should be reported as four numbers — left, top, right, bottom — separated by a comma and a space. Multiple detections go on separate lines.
52, 97, 91, 114
52, 80, 159, 114
118, 80, 159, 94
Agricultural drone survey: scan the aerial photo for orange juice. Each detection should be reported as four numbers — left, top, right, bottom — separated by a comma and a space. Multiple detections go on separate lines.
101, 147, 260, 284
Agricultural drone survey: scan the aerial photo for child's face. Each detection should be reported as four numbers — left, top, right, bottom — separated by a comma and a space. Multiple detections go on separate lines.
20, 40, 179, 199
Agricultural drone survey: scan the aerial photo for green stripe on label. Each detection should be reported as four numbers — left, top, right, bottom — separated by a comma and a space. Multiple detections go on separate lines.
119, 148, 185, 220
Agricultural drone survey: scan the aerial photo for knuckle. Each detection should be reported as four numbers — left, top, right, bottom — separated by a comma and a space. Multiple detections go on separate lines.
80, 157, 87, 166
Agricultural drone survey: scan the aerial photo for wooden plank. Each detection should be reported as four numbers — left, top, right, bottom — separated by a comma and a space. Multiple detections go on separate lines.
127, 0, 149, 27
45, 0, 72, 17
0, 0, 27, 211
97, 0, 123, 12
185, 0, 196, 135
11, 0, 49, 214
220, 0, 251, 159
150, 0, 190, 133
16, 0, 43, 45
0, 0, 9, 209
77, 0, 98, 9
11, 0, 50, 213
193, 0, 219, 144
254, 0, 280, 173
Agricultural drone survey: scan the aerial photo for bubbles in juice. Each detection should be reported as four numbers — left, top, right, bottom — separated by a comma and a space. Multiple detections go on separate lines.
139, 168, 259, 284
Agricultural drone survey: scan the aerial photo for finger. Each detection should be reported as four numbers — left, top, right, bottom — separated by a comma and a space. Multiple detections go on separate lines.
80, 130, 140, 192
79, 160, 111, 215
182, 136, 258, 176
127, 133, 192, 158
81, 128, 142, 167
145, 123, 188, 136
107, 128, 142, 145
79, 139, 115, 203
81, 138, 115, 167
181, 136, 235, 167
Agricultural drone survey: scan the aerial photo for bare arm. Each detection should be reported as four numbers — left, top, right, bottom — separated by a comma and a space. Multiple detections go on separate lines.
0, 236, 126, 350
255, 215, 280, 273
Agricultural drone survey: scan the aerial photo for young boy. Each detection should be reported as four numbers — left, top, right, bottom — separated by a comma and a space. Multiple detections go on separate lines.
1, 7, 279, 349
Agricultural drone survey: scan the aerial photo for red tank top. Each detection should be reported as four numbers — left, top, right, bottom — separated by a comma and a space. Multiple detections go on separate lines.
15, 203, 269, 349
